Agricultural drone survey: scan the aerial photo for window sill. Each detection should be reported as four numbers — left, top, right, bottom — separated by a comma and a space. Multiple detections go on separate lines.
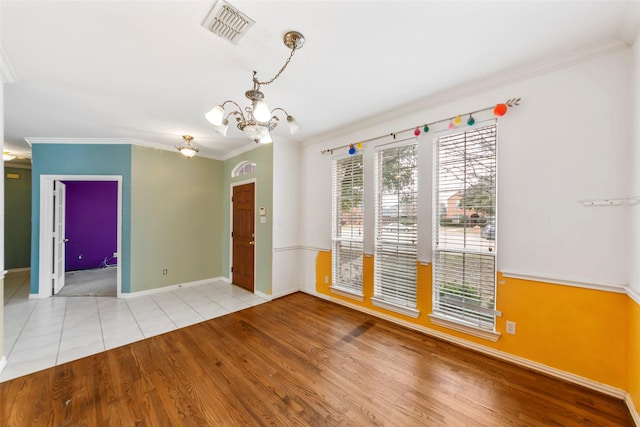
428, 313, 501, 342
330, 286, 364, 302
371, 297, 420, 318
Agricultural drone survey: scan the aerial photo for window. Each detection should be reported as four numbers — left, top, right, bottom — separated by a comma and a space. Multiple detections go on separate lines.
372, 142, 418, 316
331, 155, 364, 297
432, 124, 498, 331
232, 161, 256, 177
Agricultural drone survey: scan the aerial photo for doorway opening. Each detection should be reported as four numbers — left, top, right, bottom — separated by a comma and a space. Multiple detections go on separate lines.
38, 175, 123, 298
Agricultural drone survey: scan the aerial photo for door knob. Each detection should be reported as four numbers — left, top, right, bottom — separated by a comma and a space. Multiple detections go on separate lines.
249, 241, 255, 245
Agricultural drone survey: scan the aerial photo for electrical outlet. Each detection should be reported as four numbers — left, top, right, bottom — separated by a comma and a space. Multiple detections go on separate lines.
324, 275, 329, 284
506, 321, 516, 335
162, 269, 168, 275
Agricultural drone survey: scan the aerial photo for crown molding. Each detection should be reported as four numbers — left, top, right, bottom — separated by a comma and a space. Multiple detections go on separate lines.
130, 138, 222, 160
221, 140, 263, 161
303, 37, 630, 148
24, 137, 223, 160
0, 47, 17, 83
25, 137, 133, 146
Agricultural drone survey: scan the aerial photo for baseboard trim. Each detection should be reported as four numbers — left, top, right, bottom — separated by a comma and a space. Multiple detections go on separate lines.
0, 356, 6, 376
627, 393, 640, 427
120, 276, 228, 298
271, 288, 299, 300
321, 294, 628, 401
6, 267, 31, 273
254, 290, 273, 301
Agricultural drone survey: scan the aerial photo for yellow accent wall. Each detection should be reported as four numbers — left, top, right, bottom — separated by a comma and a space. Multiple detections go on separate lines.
630, 297, 640, 412
316, 251, 629, 391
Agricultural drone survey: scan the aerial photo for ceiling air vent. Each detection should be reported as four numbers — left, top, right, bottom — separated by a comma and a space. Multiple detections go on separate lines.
201, 0, 255, 45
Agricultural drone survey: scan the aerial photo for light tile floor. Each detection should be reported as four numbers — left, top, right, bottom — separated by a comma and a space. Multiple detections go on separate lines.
1, 271, 267, 382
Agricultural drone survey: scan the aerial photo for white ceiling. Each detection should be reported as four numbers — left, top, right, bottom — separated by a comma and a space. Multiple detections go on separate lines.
2, 0, 640, 160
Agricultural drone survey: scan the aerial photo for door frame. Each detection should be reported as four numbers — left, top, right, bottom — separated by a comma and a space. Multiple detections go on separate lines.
38, 175, 123, 298
52, 180, 66, 294
229, 178, 256, 291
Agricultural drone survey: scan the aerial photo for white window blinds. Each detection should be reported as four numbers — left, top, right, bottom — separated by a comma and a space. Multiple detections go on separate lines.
373, 142, 418, 309
433, 124, 497, 329
332, 155, 364, 294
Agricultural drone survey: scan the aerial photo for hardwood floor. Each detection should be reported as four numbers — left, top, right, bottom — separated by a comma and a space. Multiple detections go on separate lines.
0, 292, 633, 426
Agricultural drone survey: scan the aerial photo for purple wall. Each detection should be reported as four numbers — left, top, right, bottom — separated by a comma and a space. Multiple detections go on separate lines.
64, 181, 117, 271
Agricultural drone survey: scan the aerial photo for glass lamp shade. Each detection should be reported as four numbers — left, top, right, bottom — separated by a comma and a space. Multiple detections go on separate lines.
205, 105, 225, 126
213, 120, 229, 136
259, 133, 273, 144
179, 147, 198, 158
287, 115, 300, 134
3, 152, 16, 161
253, 101, 271, 122
243, 124, 270, 142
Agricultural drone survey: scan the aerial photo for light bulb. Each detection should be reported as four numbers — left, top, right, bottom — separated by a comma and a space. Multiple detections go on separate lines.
253, 101, 271, 122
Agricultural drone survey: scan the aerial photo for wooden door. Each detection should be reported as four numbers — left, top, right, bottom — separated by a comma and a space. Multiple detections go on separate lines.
232, 183, 255, 291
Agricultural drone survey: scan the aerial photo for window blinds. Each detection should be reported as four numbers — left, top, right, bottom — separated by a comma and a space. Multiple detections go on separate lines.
433, 124, 497, 329
373, 142, 418, 308
332, 155, 364, 293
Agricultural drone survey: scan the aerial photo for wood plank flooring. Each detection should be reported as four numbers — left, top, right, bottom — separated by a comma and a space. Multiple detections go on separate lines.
0, 292, 633, 426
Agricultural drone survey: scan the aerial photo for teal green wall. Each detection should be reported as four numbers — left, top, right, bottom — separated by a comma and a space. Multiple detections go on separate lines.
30, 144, 132, 293
223, 145, 273, 295
5, 167, 32, 269
130, 146, 224, 292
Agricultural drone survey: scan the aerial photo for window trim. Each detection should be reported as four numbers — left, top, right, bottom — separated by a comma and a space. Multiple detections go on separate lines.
231, 161, 256, 177
331, 153, 364, 295
371, 296, 420, 318
432, 123, 498, 332
428, 313, 501, 342
373, 139, 419, 311
330, 285, 365, 301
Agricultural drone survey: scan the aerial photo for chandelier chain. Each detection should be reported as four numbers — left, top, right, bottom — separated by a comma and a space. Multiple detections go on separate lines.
255, 47, 297, 87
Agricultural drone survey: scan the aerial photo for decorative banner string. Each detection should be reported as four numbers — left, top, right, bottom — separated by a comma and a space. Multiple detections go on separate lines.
321, 98, 521, 155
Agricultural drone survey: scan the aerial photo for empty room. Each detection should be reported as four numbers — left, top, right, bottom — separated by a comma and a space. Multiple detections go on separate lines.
1, 1, 640, 425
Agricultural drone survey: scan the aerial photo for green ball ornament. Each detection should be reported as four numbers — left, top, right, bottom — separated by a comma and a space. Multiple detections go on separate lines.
467, 115, 475, 126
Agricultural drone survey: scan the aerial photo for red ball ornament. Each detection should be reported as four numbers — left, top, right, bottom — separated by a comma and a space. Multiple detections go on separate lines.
414, 127, 420, 136
494, 103, 508, 116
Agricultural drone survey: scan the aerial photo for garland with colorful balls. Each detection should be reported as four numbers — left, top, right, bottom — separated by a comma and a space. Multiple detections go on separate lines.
329, 98, 521, 156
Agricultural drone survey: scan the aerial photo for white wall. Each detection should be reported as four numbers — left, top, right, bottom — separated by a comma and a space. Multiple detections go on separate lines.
272, 139, 301, 297
300, 47, 633, 291
630, 33, 640, 295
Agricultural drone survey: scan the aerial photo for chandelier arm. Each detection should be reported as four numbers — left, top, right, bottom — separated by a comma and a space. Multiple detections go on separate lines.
270, 107, 290, 117
254, 46, 297, 86
229, 110, 247, 122
221, 100, 247, 121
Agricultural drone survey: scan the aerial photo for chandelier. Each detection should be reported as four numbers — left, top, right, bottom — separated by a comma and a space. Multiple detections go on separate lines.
205, 31, 304, 144
176, 135, 200, 158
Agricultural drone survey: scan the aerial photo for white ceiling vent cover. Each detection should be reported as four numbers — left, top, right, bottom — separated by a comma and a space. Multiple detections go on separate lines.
201, 0, 255, 45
